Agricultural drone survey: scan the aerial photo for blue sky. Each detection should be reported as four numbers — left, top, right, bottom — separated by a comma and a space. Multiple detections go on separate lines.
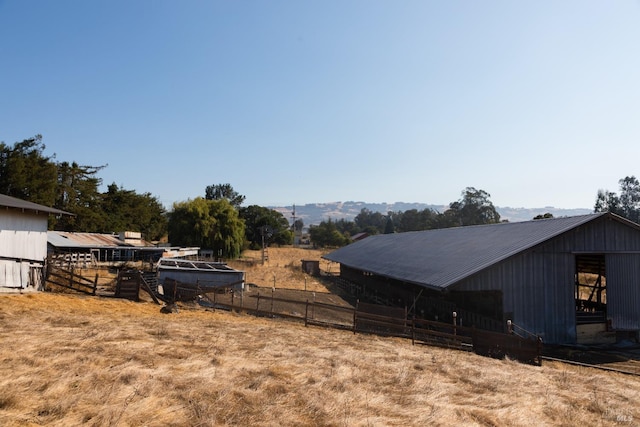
1, 1, 639, 210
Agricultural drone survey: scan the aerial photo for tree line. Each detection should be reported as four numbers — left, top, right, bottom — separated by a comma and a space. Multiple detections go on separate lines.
309, 187, 502, 247
3, 135, 639, 257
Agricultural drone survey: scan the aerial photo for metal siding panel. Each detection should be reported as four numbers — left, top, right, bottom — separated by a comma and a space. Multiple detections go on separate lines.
606, 254, 640, 330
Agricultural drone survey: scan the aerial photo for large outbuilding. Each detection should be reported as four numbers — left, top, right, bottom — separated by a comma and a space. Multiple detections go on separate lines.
323, 212, 640, 345
0, 194, 71, 292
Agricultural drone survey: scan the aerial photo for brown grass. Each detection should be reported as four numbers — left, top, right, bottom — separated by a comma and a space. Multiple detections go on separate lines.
227, 247, 335, 292
1, 248, 639, 426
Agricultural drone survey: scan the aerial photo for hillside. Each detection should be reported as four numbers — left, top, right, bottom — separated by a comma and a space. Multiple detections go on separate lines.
272, 201, 592, 226
0, 247, 638, 426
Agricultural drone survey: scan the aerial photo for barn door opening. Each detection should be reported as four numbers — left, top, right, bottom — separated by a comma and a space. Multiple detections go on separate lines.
575, 254, 613, 344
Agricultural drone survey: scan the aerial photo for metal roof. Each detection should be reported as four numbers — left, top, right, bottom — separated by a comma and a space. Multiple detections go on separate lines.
323, 213, 619, 290
0, 194, 72, 216
157, 258, 240, 272
48, 231, 152, 248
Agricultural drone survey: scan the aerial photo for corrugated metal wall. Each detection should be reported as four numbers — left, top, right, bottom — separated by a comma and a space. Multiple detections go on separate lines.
453, 215, 640, 344
607, 254, 640, 330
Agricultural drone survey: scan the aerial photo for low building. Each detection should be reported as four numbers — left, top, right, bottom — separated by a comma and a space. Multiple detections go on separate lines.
47, 231, 199, 265
324, 213, 640, 345
0, 194, 71, 292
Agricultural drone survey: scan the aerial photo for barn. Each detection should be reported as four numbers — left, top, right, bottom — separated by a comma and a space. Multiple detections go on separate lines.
0, 194, 71, 292
323, 212, 640, 345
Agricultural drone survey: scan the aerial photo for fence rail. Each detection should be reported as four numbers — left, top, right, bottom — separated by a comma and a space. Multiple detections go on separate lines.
199, 291, 542, 365
45, 265, 98, 295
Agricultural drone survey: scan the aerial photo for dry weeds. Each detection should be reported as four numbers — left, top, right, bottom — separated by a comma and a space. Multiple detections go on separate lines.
1, 248, 639, 426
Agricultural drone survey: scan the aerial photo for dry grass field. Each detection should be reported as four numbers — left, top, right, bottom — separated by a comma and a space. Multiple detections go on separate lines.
1, 248, 640, 426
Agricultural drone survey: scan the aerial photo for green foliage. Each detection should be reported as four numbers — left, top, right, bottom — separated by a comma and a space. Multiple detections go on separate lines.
354, 208, 386, 234
0, 135, 58, 206
53, 161, 106, 231
205, 183, 245, 208
101, 184, 167, 241
168, 198, 245, 258
0, 135, 168, 238
309, 219, 350, 248
239, 205, 293, 249
533, 213, 554, 220
444, 187, 501, 226
594, 176, 640, 223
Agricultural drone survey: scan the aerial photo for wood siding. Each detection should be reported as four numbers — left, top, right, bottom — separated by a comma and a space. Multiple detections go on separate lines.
0, 209, 48, 290
0, 210, 48, 261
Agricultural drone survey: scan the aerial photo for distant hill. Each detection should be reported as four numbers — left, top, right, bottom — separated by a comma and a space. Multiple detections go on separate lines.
271, 201, 592, 226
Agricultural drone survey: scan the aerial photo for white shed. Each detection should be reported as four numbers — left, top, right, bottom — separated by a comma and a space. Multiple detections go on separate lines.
0, 194, 71, 292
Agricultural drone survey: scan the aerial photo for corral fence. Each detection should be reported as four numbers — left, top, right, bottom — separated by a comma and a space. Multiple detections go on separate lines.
45, 264, 98, 295
201, 289, 543, 365
42, 267, 542, 365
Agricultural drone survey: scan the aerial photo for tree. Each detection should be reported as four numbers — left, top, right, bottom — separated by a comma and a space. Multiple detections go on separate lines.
239, 205, 293, 249
594, 176, 640, 223
53, 161, 106, 231
309, 219, 350, 248
205, 183, 245, 208
533, 213, 554, 220
168, 198, 245, 258
354, 208, 386, 234
0, 135, 58, 207
101, 183, 168, 241
444, 187, 501, 226
384, 215, 395, 234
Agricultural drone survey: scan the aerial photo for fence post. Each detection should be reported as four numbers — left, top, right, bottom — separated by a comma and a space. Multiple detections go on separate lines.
93, 273, 98, 295
507, 319, 513, 334
271, 287, 275, 317
452, 311, 457, 337
256, 293, 261, 312
411, 316, 415, 346
305, 300, 309, 327
353, 299, 359, 334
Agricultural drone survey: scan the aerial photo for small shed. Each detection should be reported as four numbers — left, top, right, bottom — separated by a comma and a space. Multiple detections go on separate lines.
47, 231, 199, 264
0, 194, 71, 292
324, 213, 640, 345
301, 259, 320, 276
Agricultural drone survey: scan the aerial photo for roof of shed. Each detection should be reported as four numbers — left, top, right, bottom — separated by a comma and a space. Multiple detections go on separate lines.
48, 231, 152, 248
0, 194, 72, 216
323, 213, 628, 290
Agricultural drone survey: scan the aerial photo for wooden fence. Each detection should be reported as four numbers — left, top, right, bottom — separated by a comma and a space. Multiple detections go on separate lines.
45, 265, 98, 295
200, 291, 542, 365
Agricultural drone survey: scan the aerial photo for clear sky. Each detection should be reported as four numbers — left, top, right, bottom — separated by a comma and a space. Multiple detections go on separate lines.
1, 1, 639, 210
